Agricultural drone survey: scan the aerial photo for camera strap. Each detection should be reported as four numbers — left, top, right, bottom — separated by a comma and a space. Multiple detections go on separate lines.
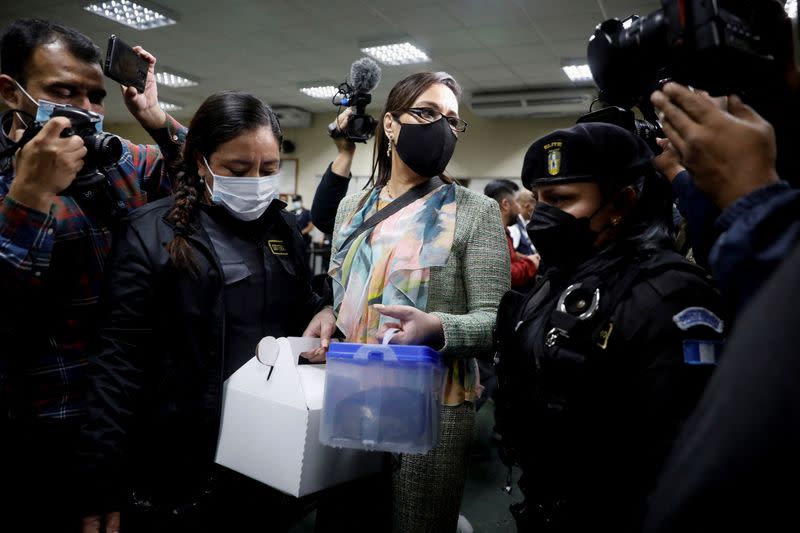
338, 175, 444, 257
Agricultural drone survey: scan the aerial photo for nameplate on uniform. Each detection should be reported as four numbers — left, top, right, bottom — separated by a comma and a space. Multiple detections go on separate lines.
267, 239, 288, 255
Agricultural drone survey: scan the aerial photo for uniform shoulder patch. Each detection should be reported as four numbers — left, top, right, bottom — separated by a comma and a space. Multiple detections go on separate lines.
672, 306, 724, 334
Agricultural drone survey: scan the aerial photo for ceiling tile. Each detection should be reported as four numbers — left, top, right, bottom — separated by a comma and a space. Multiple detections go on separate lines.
509, 60, 565, 85
549, 39, 593, 59
461, 65, 523, 84
516, 0, 602, 18
442, 0, 528, 28
370, 4, 464, 33
490, 43, 554, 65
411, 30, 485, 53
533, 12, 602, 42
472, 24, 540, 47
437, 49, 500, 69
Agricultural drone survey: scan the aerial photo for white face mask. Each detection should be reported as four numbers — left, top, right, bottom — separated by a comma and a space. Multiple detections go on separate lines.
203, 157, 279, 221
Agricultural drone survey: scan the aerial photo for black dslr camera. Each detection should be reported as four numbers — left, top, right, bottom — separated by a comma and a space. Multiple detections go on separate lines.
576, 106, 664, 154
3, 103, 123, 193
588, 0, 779, 108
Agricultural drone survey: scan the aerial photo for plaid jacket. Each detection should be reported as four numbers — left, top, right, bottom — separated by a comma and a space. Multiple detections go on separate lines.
0, 117, 186, 421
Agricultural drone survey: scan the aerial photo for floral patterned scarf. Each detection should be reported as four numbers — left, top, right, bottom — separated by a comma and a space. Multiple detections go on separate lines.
330, 183, 457, 343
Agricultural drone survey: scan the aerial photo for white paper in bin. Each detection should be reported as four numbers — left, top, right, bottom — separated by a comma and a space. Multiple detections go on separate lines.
215, 336, 384, 497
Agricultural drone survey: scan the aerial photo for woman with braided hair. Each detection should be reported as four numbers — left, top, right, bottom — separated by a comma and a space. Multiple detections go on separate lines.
80, 91, 336, 533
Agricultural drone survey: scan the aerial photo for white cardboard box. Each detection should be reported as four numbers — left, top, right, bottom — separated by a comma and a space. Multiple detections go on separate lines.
215, 336, 384, 497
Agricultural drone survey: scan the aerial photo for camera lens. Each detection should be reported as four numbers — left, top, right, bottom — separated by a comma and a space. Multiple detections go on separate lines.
85, 133, 123, 167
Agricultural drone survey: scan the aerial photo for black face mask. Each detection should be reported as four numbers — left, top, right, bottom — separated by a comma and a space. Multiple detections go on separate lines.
527, 202, 608, 269
394, 116, 457, 178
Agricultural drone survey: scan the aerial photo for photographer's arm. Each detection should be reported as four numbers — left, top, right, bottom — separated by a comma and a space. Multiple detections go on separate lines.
0, 118, 86, 285
652, 83, 799, 308
311, 108, 356, 234
120, 46, 187, 199
655, 137, 719, 267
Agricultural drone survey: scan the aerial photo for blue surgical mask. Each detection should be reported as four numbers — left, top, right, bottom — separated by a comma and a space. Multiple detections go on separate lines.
14, 79, 104, 132
203, 157, 279, 221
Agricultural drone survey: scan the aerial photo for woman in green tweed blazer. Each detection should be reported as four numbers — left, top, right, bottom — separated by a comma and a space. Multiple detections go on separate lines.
324, 71, 511, 533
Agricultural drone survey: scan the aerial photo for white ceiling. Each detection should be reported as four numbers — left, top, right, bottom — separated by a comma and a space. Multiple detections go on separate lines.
0, 0, 660, 121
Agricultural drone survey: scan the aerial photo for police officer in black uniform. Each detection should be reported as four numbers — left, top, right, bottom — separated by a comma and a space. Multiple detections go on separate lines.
79, 92, 335, 533
494, 123, 727, 533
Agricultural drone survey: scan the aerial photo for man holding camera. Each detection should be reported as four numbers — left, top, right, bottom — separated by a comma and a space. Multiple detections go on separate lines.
0, 19, 185, 530
640, 3, 800, 530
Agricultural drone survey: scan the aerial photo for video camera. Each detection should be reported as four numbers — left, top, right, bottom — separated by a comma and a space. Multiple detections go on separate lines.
581, 0, 785, 155
2, 102, 123, 193
588, 0, 780, 109
328, 57, 382, 143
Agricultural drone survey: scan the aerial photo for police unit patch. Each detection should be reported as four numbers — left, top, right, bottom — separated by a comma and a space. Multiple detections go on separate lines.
672, 307, 724, 334
544, 140, 563, 176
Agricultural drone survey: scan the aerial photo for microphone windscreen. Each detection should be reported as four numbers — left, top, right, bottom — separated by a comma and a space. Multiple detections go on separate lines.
349, 57, 382, 93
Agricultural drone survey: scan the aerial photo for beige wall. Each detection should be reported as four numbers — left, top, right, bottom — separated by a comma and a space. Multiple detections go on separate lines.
106, 107, 577, 203
283, 107, 576, 202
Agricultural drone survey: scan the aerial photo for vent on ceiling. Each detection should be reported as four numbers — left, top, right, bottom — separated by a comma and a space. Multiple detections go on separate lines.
469, 88, 596, 118
272, 106, 312, 128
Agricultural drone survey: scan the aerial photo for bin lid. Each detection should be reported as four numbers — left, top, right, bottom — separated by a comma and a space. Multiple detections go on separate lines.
327, 342, 441, 365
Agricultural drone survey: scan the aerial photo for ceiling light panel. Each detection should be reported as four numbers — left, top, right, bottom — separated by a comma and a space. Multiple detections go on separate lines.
299, 85, 338, 99
84, 1, 176, 30
562, 64, 593, 82
156, 71, 198, 88
360, 42, 430, 65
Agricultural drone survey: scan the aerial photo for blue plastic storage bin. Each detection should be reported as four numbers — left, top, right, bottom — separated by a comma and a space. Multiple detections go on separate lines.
319, 342, 444, 454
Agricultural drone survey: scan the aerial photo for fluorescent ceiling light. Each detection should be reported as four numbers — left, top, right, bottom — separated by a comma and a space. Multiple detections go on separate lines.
360, 42, 430, 65
562, 64, 593, 82
299, 85, 338, 99
158, 100, 182, 111
84, 1, 176, 30
786, 0, 797, 19
156, 71, 198, 88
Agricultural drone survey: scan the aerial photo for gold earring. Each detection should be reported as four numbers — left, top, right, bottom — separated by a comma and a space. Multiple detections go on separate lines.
611, 216, 622, 226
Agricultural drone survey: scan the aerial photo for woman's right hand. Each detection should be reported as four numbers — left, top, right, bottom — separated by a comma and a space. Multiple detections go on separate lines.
331, 108, 357, 177
332, 108, 357, 154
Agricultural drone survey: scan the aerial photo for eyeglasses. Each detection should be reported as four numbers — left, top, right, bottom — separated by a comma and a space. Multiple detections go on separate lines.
404, 107, 468, 133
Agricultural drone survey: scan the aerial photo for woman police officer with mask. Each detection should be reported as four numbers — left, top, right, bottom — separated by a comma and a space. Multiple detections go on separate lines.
494, 123, 727, 533
80, 91, 336, 533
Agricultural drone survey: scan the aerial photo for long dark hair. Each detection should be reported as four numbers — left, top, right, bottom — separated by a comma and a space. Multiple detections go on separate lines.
368, 71, 462, 191
165, 90, 283, 273
605, 168, 675, 256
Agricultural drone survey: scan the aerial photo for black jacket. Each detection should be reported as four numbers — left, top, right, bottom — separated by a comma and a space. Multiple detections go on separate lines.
495, 247, 726, 532
81, 197, 327, 511
644, 239, 800, 533
310, 164, 351, 234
